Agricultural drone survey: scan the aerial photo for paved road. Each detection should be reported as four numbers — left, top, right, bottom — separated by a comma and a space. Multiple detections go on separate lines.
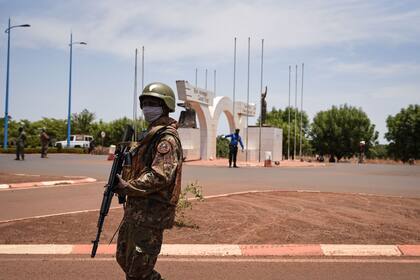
1, 154, 420, 221
1, 255, 420, 280
1, 154, 420, 195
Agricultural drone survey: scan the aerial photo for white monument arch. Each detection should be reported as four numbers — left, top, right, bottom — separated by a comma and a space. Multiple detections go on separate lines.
176, 80, 282, 162
176, 80, 256, 160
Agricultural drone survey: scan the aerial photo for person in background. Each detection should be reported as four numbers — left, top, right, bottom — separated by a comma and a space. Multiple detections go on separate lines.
88, 138, 96, 154
40, 127, 50, 158
224, 128, 244, 168
15, 126, 26, 161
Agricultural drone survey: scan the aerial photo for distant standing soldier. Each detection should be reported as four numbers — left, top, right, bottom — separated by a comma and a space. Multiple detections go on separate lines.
88, 138, 96, 154
40, 128, 50, 158
224, 128, 244, 168
114, 82, 183, 280
15, 126, 26, 161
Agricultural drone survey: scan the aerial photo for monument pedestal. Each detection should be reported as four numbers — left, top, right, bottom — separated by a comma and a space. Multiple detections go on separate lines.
237, 126, 283, 162
178, 128, 201, 161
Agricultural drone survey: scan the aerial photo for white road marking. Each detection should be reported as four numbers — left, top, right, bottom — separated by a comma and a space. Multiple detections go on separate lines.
321, 245, 402, 256
161, 244, 242, 256
0, 206, 121, 224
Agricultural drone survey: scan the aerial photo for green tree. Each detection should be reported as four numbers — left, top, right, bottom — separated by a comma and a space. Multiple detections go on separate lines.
72, 109, 95, 134
368, 144, 388, 159
263, 106, 311, 159
0, 117, 19, 147
216, 135, 230, 158
311, 104, 378, 162
108, 117, 133, 145
385, 104, 419, 162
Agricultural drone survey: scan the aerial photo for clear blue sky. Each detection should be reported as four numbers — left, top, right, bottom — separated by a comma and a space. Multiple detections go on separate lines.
1, 0, 419, 143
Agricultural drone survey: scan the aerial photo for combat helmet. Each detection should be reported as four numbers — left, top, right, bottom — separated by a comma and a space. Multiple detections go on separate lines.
140, 82, 176, 112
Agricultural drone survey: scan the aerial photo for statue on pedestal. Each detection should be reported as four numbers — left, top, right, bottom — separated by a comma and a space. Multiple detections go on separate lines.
261, 86, 267, 125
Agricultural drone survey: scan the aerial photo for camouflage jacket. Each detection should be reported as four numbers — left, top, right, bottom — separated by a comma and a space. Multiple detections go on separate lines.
40, 132, 50, 145
17, 131, 26, 146
121, 116, 183, 229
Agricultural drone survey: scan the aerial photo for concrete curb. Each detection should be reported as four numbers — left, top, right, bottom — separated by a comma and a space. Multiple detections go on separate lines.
1, 177, 97, 189
0, 244, 419, 257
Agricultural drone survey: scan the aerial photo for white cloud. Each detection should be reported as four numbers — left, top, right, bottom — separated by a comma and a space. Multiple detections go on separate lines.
7, 0, 420, 61
333, 62, 420, 76
367, 84, 420, 99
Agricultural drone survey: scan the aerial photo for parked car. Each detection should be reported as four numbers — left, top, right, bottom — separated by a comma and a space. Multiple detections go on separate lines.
55, 135, 94, 148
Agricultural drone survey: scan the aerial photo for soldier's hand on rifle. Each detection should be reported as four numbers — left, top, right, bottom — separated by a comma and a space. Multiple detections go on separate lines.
114, 174, 129, 195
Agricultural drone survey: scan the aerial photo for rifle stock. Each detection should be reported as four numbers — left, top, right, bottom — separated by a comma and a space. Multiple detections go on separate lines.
91, 125, 134, 258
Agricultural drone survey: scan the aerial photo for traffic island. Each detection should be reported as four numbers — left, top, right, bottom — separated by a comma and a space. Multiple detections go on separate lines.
0, 191, 419, 245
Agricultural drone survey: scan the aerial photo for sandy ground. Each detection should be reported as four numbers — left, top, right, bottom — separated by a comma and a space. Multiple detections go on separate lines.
0, 173, 84, 184
1, 191, 419, 245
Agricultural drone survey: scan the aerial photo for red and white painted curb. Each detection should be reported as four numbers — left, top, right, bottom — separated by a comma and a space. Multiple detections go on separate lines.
0, 244, 419, 257
0, 177, 97, 189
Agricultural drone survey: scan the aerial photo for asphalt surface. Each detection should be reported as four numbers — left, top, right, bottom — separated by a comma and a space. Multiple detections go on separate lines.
0, 154, 419, 221
1, 255, 420, 280
1, 154, 420, 194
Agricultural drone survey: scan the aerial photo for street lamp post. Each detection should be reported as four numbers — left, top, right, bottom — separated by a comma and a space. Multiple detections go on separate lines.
3, 18, 30, 150
66, 33, 86, 147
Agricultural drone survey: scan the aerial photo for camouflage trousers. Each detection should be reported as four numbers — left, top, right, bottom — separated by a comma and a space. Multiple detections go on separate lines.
41, 144, 48, 158
15, 144, 24, 160
117, 222, 163, 280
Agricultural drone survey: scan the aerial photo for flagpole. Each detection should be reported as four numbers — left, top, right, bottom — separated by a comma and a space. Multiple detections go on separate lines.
133, 48, 138, 141
246, 37, 251, 162
287, 65, 291, 160
299, 63, 304, 159
232, 37, 237, 124
258, 39, 264, 162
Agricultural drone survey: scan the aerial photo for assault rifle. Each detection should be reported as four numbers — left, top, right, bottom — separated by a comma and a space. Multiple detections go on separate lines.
91, 125, 134, 258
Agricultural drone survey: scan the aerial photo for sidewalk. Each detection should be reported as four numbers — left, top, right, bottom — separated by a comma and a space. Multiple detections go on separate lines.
0, 244, 419, 257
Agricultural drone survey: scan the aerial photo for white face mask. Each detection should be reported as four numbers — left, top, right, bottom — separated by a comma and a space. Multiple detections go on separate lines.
143, 106, 163, 123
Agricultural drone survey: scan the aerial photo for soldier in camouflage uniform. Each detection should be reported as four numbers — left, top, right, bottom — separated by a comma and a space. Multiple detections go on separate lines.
15, 126, 26, 161
40, 128, 50, 158
114, 82, 183, 280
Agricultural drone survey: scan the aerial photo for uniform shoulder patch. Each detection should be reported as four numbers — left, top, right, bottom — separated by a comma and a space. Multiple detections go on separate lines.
157, 140, 171, 154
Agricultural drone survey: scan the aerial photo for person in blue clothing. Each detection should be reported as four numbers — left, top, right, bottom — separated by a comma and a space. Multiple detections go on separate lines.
224, 128, 244, 168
